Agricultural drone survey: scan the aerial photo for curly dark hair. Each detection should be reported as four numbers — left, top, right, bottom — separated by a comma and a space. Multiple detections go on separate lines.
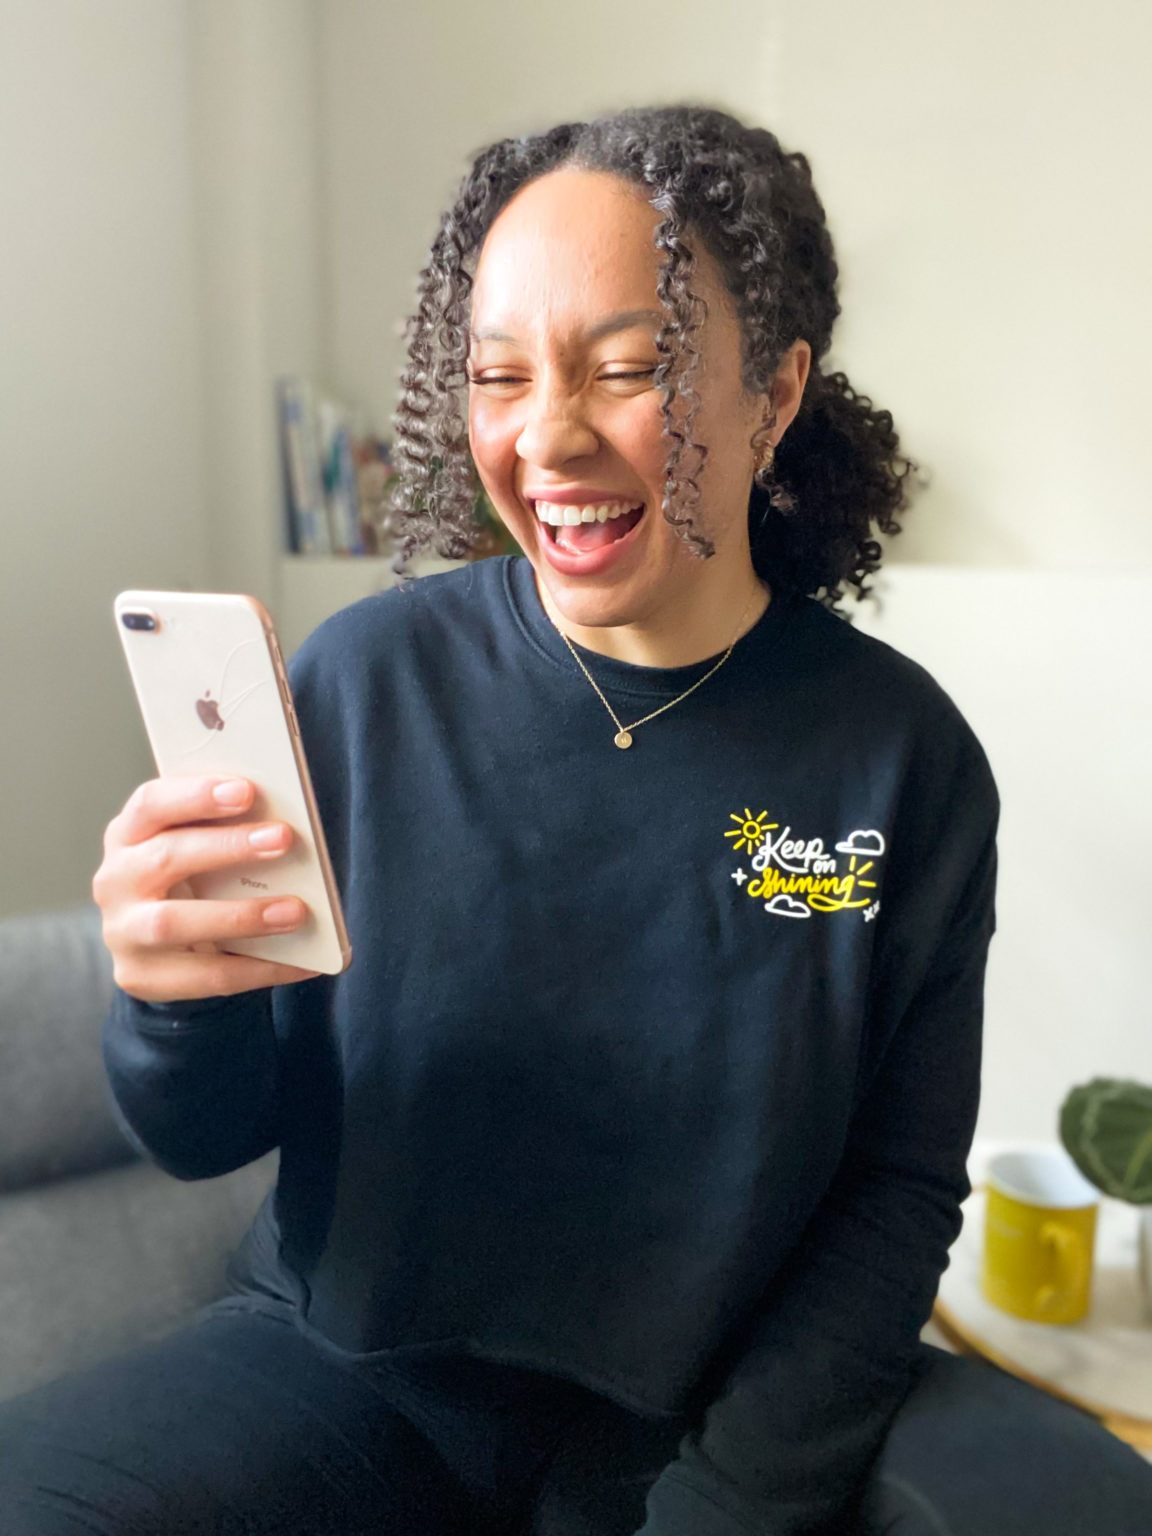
389, 104, 921, 610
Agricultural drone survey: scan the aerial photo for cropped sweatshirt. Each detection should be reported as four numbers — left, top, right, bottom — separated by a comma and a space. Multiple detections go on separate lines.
104, 555, 999, 1535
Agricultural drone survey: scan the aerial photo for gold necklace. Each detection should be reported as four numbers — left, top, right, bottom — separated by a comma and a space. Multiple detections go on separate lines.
558, 586, 765, 749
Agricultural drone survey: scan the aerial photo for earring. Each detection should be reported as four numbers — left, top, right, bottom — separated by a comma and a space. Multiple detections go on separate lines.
750, 424, 775, 488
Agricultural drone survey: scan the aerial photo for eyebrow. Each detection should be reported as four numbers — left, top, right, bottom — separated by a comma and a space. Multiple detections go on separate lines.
469, 308, 663, 345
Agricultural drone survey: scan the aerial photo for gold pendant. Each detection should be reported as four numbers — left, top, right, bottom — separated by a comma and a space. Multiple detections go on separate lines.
614, 730, 633, 749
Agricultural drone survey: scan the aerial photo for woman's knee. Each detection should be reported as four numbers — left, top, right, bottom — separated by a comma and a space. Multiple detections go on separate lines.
860, 1345, 1152, 1536
0, 1395, 154, 1536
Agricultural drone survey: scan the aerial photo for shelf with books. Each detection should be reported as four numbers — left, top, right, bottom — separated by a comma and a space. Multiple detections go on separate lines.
272, 373, 520, 655
277, 376, 383, 557
276, 373, 519, 563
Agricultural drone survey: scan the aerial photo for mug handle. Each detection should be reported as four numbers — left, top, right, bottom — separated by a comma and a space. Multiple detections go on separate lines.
1035, 1221, 1088, 1314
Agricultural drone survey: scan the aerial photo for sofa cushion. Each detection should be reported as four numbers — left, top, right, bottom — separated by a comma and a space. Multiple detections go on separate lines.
0, 1152, 277, 1401
0, 902, 135, 1191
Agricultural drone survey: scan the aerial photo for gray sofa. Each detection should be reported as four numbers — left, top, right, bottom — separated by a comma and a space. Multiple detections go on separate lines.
0, 902, 275, 1402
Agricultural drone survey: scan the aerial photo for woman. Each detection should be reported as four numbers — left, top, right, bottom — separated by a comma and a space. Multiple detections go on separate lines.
4, 105, 1151, 1536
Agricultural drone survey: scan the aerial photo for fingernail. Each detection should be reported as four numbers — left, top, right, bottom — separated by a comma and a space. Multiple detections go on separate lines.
213, 780, 249, 807
263, 900, 300, 928
248, 825, 285, 851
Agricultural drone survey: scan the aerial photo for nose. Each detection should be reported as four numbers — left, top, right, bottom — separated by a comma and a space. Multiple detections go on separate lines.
514, 380, 599, 468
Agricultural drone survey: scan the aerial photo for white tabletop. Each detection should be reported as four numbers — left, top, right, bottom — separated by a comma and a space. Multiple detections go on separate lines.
932, 1142, 1152, 1452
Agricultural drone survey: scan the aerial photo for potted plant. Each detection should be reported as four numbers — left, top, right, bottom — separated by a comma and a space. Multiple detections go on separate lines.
1059, 1078, 1152, 1320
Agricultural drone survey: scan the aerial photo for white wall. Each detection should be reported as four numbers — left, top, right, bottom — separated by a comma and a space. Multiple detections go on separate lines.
319, 0, 1152, 576
770, 0, 1152, 573
0, 0, 208, 918
0, 0, 324, 919
189, 0, 324, 610
853, 567, 1152, 1141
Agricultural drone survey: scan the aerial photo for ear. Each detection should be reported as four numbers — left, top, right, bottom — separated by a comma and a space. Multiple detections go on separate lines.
766, 339, 812, 441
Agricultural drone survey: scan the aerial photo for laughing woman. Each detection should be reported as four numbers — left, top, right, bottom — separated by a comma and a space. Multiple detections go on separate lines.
5, 106, 1152, 1536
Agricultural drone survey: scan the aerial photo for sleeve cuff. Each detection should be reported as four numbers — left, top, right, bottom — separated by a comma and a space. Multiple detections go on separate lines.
111, 982, 257, 1029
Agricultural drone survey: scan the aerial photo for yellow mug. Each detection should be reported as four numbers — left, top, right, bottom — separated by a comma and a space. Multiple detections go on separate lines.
981, 1148, 1099, 1324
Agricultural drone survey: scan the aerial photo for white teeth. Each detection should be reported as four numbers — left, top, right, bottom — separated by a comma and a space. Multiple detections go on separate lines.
534, 499, 642, 525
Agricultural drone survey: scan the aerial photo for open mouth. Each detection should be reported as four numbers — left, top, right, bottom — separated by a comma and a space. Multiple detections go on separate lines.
533, 499, 645, 556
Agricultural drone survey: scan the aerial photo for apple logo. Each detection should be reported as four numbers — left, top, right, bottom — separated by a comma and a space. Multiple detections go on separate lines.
196, 691, 225, 731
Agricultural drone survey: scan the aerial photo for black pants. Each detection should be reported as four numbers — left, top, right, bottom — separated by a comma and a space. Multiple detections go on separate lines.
2, 1298, 1150, 1535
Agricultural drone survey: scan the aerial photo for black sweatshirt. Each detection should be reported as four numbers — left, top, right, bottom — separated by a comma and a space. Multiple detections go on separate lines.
104, 555, 999, 1535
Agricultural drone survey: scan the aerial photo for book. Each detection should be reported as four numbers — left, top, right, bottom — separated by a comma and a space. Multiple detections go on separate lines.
316, 397, 365, 555
277, 377, 332, 555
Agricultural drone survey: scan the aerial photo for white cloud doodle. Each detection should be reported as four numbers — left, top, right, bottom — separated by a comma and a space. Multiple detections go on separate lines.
834, 829, 886, 857
764, 894, 812, 920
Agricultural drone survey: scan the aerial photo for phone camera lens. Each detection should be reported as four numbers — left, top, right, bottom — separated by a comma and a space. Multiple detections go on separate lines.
121, 611, 158, 632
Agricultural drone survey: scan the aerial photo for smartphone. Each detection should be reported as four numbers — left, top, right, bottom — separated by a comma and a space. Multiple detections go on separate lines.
114, 590, 352, 976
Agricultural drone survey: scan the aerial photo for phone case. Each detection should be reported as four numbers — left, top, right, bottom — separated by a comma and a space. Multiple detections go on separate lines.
114, 590, 352, 975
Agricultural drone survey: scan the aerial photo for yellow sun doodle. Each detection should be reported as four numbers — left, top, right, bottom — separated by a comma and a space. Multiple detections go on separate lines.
724, 809, 776, 854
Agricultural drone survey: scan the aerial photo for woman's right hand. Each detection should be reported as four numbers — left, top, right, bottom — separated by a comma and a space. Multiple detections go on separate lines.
93, 775, 322, 1004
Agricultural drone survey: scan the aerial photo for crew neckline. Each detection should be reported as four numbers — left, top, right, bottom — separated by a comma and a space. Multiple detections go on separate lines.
501, 554, 799, 701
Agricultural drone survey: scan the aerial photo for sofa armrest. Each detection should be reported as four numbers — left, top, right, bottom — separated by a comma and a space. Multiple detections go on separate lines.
0, 903, 134, 1190
0, 1152, 277, 1401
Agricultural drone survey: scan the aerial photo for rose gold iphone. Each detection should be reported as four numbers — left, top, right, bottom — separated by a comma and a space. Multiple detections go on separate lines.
114, 590, 352, 975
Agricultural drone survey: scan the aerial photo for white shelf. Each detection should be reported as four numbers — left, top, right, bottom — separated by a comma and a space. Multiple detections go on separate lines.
274, 553, 465, 658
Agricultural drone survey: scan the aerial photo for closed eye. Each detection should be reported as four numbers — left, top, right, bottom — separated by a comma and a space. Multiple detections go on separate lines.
467, 369, 657, 386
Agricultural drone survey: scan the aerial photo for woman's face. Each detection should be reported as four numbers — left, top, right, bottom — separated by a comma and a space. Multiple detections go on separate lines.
467, 168, 776, 643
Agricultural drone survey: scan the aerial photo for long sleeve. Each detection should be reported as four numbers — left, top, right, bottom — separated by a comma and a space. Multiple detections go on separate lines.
102, 986, 279, 1180
635, 798, 999, 1536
